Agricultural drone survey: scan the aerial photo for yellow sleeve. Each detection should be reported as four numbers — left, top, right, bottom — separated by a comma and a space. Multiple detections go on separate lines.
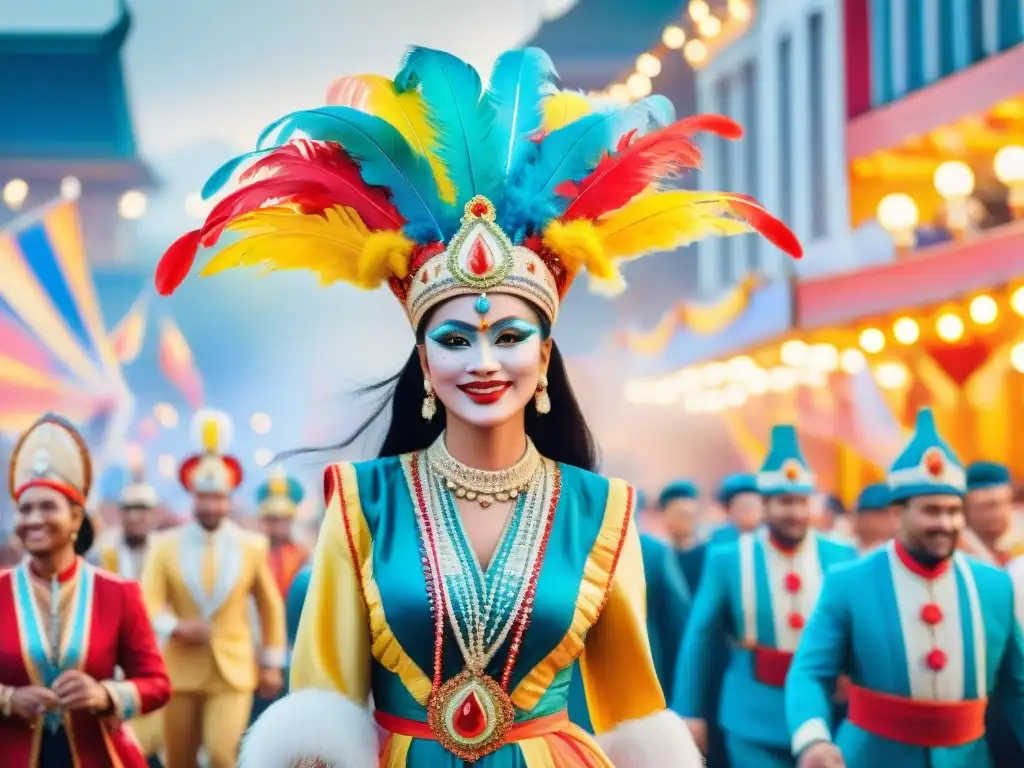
579, 507, 666, 734
251, 537, 288, 667
139, 537, 177, 643
289, 462, 371, 704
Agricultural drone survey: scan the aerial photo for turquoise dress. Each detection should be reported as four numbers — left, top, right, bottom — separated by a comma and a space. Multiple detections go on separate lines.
288, 456, 670, 767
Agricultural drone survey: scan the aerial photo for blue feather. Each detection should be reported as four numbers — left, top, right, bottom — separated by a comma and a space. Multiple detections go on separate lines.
239, 106, 447, 241
484, 48, 559, 175
498, 112, 617, 239
395, 47, 503, 212
201, 149, 272, 199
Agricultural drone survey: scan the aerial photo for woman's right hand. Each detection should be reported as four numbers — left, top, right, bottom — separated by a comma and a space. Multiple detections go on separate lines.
10, 686, 59, 721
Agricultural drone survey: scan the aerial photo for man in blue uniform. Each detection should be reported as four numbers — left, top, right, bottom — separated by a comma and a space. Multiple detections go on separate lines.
707, 473, 763, 546
786, 408, 1024, 768
851, 483, 897, 554
677, 426, 856, 766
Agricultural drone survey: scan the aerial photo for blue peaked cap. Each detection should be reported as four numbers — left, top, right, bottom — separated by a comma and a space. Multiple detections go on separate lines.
757, 424, 815, 496
965, 461, 1011, 491
887, 408, 965, 502
855, 483, 891, 513
659, 479, 699, 507
717, 473, 758, 505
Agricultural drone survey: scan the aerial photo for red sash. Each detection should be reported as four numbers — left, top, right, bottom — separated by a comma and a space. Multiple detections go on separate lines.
747, 645, 793, 687
847, 683, 986, 747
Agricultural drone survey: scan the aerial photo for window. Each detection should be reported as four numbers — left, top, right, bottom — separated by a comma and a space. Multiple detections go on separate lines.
778, 35, 793, 229
740, 60, 760, 273
808, 12, 827, 240
716, 74, 734, 287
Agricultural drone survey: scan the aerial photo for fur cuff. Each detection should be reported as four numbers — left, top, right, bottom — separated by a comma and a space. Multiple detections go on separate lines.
240, 689, 377, 768
596, 710, 705, 767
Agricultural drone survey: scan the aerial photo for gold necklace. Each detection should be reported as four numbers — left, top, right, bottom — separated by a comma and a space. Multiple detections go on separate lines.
423, 432, 541, 507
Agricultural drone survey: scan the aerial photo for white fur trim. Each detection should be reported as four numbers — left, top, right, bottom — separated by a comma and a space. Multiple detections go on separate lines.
260, 646, 287, 669
240, 689, 377, 768
596, 710, 704, 767
791, 717, 831, 755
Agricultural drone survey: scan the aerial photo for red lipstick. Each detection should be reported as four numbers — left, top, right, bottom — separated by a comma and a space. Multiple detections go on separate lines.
457, 381, 512, 404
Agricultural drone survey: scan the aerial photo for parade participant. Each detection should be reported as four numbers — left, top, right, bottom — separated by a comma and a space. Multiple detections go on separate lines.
638, 480, 700, 701
95, 468, 166, 767
960, 461, 1024, 566
0, 414, 170, 767
155, 44, 800, 768
677, 425, 856, 767
256, 466, 310, 597
851, 483, 896, 553
786, 408, 1024, 768
707, 473, 763, 545
140, 409, 286, 768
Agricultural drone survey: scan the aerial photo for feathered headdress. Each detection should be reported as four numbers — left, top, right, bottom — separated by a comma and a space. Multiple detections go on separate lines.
155, 46, 801, 327
179, 408, 243, 495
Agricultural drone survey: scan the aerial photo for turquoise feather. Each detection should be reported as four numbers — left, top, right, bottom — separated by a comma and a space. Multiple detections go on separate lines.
498, 112, 616, 240
484, 48, 559, 175
201, 149, 272, 199
239, 106, 446, 241
395, 47, 503, 213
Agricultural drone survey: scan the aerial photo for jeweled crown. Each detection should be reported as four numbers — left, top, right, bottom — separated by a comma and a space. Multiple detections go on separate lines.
401, 196, 562, 327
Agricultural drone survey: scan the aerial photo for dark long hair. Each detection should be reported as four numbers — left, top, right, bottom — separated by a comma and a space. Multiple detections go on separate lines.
283, 336, 598, 472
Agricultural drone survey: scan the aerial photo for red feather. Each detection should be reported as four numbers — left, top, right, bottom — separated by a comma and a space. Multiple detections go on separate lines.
152, 140, 405, 296
154, 229, 203, 296
237, 140, 403, 231
727, 194, 803, 259
557, 114, 742, 222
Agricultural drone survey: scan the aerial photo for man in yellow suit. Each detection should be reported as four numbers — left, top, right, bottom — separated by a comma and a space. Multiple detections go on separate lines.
141, 409, 286, 768
95, 469, 166, 767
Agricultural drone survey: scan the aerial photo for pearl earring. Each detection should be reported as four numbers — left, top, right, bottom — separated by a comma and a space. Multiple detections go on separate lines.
534, 372, 550, 415
422, 378, 437, 420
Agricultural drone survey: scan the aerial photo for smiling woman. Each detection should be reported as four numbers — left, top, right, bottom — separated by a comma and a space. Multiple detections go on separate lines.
0, 415, 170, 768
155, 44, 802, 768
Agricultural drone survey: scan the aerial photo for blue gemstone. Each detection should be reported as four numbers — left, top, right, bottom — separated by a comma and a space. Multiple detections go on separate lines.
475, 294, 490, 315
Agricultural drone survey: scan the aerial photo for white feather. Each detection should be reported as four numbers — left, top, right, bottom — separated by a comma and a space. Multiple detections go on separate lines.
189, 407, 234, 453
239, 689, 377, 768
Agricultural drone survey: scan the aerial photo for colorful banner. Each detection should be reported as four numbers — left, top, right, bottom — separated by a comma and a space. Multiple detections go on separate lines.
0, 200, 131, 442
618, 274, 762, 355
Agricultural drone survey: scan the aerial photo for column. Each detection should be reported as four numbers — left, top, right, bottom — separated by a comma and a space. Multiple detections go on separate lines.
791, 19, 812, 245
870, 0, 892, 107
727, 65, 748, 282
757, 27, 783, 280
923, 0, 941, 81
981, 0, 999, 53
695, 72, 721, 298
889, 0, 908, 99
823, 1, 850, 241
951, 0, 971, 70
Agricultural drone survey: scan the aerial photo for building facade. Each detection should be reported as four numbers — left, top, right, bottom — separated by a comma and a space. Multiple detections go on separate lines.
693, 0, 852, 298
847, 0, 1024, 120
0, 0, 153, 264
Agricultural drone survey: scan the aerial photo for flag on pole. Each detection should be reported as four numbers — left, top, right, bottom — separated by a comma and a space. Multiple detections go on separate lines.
110, 295, 148, 364
158, 315, 203, 408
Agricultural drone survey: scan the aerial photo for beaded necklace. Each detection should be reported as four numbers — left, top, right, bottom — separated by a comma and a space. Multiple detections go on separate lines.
404, 445, 561, 762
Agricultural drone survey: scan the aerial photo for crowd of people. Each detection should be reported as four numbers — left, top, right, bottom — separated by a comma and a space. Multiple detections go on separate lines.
5, 43, 1024, 768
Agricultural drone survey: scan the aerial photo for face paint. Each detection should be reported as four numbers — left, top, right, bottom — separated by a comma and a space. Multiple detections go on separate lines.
424, 293, 547, 428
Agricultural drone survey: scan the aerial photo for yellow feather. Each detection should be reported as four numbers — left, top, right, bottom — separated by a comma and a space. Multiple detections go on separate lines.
595, 191, 752, 262
542, 91, 593, 133
200, 204, 398, 287
354, 230, 415, 289
356, 74, 456, 204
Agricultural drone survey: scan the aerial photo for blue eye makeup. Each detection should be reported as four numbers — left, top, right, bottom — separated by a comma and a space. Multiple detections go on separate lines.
426, 317, 541, 349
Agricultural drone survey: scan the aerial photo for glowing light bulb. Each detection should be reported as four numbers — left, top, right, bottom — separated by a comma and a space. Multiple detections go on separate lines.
892, 318, 920, 345
935, 313, 965, 342
118, 190, 147, 220
858, 328, 886, 354
636, 53, 662, 78
684, 39, 708, 65
969, 295, 998, 325
626, 73, 652, 98
662, 25, 686, 49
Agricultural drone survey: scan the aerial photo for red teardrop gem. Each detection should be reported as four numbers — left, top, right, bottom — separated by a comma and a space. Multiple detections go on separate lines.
467, 236, 493, 276
452, 690, 487, 739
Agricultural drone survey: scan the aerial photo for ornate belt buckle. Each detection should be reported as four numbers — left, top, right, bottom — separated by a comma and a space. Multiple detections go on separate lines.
427, 670, 515, 762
